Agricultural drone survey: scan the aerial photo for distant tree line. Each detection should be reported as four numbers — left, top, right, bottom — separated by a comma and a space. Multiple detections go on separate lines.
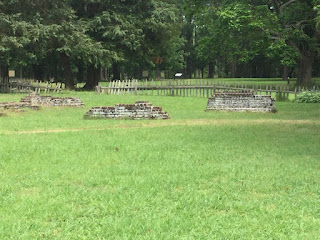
1, 0, 320, 88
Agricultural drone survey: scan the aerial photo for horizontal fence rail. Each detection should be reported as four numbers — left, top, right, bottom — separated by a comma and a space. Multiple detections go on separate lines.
96, 79, 319, 99
0, 78, 62, 93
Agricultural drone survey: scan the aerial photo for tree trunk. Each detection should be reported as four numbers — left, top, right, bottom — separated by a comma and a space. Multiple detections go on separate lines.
282, 65, 288, 81
105, 67, 109, 81
33, 64, 44, 81
120, 66, 125, 80
60, 52, 74, 90
0, 65, 9, 79
83, 65, 100, 90
112, 63, 120, 80
185, 56, 192, 78
207, 62, 214, 78
53, 60, 59, 83
78, 64, 85, 84
231, 60, 237, 78
156, 67, 161, 80
297, 55, 313, 86
217, 56, 223, 78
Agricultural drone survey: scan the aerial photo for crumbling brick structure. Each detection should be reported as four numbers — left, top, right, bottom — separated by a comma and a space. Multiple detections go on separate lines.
206, 92, 276, 112
0, 92, 84, 111
20, 93, 84, 107
85, 101, 170, 119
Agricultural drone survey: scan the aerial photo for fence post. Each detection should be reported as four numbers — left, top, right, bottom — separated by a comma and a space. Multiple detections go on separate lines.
173, 79, 175, 96
6, 77, 10, 93
134, 80, 137, 95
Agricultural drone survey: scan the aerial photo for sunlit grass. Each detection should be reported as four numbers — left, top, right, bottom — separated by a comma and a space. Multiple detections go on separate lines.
0, 92, 320, 239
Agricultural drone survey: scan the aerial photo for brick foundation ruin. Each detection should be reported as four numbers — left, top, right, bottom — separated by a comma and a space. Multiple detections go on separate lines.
0, 101, 40, 111
20, 93, 84, 107
85, 101, 170, 119
0, 92, 84, 111
206, 92, 276, 112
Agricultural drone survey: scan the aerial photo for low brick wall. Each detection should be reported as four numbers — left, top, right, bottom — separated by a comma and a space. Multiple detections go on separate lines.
85, 101, 170, 119
20, 93, 84, 107
0, 93, 84, 111
206, 92, 276, 112
0, 101, 39, 110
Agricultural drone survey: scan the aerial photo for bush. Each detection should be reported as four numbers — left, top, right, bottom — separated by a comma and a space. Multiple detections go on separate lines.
276, 91, 289, 101
294, 91, 320, 103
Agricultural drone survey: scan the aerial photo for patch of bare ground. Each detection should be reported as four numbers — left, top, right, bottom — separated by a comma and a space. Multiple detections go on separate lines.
2, 119, 319, 135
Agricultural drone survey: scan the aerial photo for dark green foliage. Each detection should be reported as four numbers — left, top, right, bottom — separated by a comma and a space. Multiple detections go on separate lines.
294, 91, 320, 103
1, 0, 320, 86
0, 0, 184, 86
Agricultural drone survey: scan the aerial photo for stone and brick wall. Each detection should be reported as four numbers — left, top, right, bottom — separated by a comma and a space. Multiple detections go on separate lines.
85, 101, 170, 119
20, 93, 84, 107
0, 93, 84, 111
0, 101, 39, 110
206, 92, 276, 112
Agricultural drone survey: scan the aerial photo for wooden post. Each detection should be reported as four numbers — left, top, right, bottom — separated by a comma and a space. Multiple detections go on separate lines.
195, 79, 198, 97
151, 79, 154, 96
183, 80, 185, 97
157, 80, 159, 96
109, 81, 113, 94
45, 82, 48, 93
186, 80, 188, 97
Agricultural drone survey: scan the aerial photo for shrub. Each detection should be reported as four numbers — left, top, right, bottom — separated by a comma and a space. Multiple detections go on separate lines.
276, 91, 289, 101
294, 91, 320, 103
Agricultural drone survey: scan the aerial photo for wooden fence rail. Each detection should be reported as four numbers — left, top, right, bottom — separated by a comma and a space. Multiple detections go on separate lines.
96, 80, 319, 99
0, 78, 62, 93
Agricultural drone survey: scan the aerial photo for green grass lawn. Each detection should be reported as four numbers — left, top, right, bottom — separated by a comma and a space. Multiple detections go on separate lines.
0, 92, 320, 239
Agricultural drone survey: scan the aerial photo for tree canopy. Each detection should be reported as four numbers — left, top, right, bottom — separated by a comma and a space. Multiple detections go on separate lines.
1, 0, 320, 87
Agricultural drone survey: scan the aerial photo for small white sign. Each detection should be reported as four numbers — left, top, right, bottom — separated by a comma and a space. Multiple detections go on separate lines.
9, 70, 15, 78
175, 73, 183, 77
142, 70, 149, 77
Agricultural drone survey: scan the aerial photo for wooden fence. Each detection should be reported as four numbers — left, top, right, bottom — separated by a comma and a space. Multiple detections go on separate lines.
96, 79, 319, 99
0, 77, 62, 93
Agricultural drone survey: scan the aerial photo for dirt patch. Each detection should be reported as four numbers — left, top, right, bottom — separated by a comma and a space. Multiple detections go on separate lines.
2, 119, 319, 135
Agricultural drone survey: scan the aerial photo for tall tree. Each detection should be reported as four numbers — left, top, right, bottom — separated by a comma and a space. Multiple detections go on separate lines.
258, 0, 319, 85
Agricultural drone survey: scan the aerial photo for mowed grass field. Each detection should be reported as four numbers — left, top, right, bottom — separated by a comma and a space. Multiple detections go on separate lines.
0, 92, 320, 239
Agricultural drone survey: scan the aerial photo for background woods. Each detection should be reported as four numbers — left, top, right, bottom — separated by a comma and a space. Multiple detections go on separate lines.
1, 0, 320, 88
